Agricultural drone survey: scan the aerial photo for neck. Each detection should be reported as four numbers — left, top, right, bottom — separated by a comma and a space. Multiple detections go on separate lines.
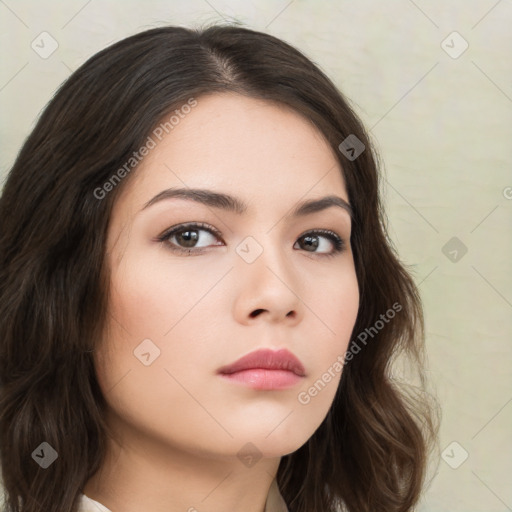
83, 419, 282, 512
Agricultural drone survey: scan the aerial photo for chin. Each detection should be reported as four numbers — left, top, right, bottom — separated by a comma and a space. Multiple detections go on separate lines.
227, 424, 315, 459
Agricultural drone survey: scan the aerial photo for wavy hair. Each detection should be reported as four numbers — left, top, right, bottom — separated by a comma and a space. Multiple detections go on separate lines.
0, 24, 440, 512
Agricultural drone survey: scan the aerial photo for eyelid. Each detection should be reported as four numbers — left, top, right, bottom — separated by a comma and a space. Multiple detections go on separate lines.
158, 221, 223, 242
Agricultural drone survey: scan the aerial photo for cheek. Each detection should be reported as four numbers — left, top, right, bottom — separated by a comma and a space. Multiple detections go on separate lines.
333, 278, 359, 356
93, 257, 229, 452
309, 263, 360, 356
108, 244, 224, 338
101, 247, 226, 398
295, 265, 359, 409
95, 245, 230, 426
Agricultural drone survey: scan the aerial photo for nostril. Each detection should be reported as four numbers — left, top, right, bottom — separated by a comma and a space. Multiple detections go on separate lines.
250, 309, 265, 318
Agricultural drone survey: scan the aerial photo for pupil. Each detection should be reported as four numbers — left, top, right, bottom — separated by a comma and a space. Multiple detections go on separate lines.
303, 235, 318, 251
178, 230, 198, 247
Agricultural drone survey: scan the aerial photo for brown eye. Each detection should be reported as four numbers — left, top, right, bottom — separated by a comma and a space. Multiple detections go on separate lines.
173, 229, 200, 248
159, 222, 224, 253
158, 224, 345, 257
294, 230, 345, 256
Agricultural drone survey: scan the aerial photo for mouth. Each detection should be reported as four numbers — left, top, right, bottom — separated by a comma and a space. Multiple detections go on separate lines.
217, 348, 306, 391
219, 369, 304, 390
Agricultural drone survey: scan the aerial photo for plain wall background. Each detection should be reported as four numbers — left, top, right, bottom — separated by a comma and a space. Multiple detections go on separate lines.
1, 1, 511, 511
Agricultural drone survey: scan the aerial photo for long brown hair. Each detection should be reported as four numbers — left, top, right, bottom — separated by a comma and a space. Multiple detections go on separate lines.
0, 24, 440, 512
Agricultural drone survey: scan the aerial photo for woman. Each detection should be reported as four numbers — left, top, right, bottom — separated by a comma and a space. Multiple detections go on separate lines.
0, 24, 439, 512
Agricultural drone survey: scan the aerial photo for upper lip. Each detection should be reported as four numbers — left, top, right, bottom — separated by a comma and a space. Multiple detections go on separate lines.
218, 348, 306, 377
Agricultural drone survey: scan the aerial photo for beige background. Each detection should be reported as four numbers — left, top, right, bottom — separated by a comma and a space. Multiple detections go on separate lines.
1, 1, 511, 511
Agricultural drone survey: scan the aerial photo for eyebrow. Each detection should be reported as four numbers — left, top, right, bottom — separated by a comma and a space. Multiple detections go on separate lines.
141, 187, 353, 219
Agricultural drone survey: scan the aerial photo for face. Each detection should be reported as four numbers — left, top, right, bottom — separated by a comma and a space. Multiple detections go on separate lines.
95, 93, 359, 461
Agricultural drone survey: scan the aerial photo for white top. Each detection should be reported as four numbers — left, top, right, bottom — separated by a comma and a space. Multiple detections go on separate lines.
77, 494, 112, 512
77, 478, 288, 512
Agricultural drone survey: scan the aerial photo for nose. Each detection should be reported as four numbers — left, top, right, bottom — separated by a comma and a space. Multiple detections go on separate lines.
232, 239, 303, 326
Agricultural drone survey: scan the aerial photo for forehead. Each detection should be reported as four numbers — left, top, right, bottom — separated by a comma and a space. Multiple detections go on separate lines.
118, 93, 349, 215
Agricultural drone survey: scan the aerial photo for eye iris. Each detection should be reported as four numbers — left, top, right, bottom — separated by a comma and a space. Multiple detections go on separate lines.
177, 230, 198, 247
302, 235, 319, 252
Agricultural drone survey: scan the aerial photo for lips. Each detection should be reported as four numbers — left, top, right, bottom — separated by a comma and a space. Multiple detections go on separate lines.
217, 348, 306, 377
217, 348, 306, 390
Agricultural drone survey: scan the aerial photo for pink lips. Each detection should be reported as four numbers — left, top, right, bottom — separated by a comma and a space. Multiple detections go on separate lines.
217, 348, 306, 390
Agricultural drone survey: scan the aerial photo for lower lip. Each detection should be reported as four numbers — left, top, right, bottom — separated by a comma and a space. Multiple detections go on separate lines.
219, 369, 303, 390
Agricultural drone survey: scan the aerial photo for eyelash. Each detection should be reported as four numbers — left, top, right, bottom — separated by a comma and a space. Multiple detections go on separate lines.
157, 221, 346, 258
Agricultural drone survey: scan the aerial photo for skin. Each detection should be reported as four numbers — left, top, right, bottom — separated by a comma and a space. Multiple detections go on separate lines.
84, 93, 360, 512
